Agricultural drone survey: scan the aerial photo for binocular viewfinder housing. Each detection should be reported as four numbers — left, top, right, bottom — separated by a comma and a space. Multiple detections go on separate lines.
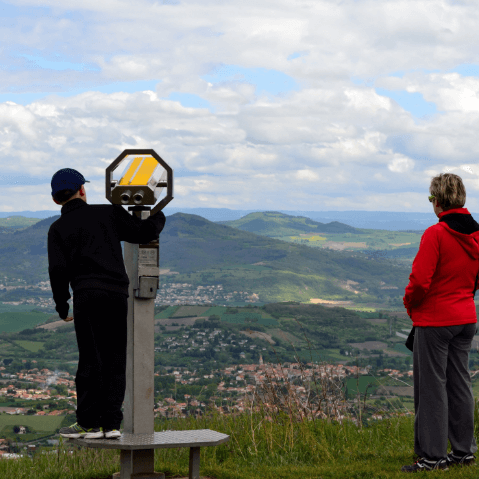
106, 149, 173, 215
111, 155, 167, 205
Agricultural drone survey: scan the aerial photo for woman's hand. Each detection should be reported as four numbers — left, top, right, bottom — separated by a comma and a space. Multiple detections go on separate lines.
63, 316, 74, 322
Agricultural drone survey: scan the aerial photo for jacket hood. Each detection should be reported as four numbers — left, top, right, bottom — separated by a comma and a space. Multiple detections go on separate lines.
437, 207, 479, 260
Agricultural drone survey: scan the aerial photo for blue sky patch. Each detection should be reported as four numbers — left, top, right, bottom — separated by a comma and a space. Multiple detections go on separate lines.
287, 52, 302, 60
0, 1, 51, 17
201, 64, 300, 95
0, 80, 161, 105
449, 63, 479, 77
17, 54, 100, 72
375, 88, 437, 117
287, 52, 307, 61
0, 92, 53, 104
388, 70, 405, 78
167, 92, 214, 111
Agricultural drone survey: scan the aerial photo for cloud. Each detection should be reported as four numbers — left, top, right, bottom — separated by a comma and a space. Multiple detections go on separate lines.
388, 155, 415, 173
1, 0, 479, 214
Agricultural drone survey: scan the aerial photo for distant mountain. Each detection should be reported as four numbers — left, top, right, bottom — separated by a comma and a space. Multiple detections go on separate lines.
214, 211, 364, 236
0, 211, 410, 306
212, 211, 425, 262
0, 206, 454, 231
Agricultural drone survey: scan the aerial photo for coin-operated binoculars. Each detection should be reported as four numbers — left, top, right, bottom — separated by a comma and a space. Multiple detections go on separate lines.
106, 149, 173, 300
107, 149, 173, 478
107, 151, 172, 214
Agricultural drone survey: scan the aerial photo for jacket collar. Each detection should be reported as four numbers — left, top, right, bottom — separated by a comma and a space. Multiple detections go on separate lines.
438, 207, 470, 219
61, 198, 88, 215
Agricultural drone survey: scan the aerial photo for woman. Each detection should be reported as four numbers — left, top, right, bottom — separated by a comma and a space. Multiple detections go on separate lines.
402, 172, 478, 472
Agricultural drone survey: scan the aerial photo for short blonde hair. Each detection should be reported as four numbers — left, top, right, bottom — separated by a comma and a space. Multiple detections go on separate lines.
429, 173, 466, 211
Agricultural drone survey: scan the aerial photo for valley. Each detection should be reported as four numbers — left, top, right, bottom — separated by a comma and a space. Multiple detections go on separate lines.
0, 209, 477, 457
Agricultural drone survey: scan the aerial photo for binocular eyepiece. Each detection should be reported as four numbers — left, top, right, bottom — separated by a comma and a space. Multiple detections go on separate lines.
120, 189, 145, 205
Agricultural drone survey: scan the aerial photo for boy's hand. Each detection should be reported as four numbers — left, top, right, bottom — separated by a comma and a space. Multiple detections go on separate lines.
63, 316, 74, 322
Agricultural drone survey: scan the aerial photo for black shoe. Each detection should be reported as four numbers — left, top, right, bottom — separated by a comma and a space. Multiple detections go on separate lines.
446, 451, 476, 467
401, 457, 448, 472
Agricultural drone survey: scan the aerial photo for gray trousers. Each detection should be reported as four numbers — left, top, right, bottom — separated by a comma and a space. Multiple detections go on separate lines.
413, 322, 478, 460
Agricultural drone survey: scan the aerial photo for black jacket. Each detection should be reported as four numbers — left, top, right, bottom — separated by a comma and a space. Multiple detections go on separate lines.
48, 198, 166, 319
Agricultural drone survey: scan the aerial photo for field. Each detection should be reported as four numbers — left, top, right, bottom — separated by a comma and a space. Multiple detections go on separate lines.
346, 375, 377, 395
239, 330, 276, 344
170, 305, 211, 318
285, 230, 421, 254
393, 343, 413, 355
348, 340, 389, 351
267, 328, 301, 345
0, 414, 63, 434
376, 386, 414, 397
36, 320, 66, 331
154, 317, 200, 332
0, 310, 52, 333
221, 311, 276, 326
13, 340, 44, 352
155, 306, 181, 319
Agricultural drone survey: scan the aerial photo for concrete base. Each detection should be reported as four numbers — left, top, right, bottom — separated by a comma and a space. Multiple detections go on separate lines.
112, 473, 165, 479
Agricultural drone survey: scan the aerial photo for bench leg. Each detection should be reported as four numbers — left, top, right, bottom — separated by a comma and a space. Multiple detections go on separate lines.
119, 448, 164, 479
189, 447, 200, 479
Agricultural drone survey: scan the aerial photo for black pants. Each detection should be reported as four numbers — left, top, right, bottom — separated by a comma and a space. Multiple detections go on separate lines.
73, 289, 128, 430
414, 323, 478, 460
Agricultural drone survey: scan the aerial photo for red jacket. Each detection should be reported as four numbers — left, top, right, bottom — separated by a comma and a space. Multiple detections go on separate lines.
403, 207, 479, 327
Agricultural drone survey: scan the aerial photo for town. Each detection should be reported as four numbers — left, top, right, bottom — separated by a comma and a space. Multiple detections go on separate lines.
0, 360, 413, 428
0, 277, 260, 308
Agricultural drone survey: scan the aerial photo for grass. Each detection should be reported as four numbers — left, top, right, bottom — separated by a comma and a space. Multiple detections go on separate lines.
2, 377, 479, 478
2, 403, 479, 478
1, 325, 478, 478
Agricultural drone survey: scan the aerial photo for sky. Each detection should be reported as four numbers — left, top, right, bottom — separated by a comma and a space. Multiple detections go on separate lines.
1, 0, 479, 214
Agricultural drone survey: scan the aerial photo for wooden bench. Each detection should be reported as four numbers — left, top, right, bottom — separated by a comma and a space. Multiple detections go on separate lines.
68, 429, 229, 479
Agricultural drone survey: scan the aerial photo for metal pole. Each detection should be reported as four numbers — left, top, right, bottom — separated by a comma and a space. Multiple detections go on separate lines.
121, 206, 161, 479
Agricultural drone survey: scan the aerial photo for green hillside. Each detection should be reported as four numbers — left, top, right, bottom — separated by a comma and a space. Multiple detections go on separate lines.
0, 210, 421, 307
215, 211, 423, 261
0, 216, 38, 231
0, 310, 53, 333
214, 210, 364, 236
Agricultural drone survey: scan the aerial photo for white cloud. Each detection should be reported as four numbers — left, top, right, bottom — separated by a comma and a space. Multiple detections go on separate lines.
296, 169, 320, 182
1, 0, 479, 213
388, 155, 415, 173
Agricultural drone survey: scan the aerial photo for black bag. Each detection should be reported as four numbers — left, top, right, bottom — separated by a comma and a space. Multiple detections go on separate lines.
405, 327, 415, 352
404, 272, 479, 353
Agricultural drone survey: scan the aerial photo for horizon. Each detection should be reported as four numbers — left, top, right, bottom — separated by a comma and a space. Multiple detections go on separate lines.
0, 205, 456, 216
0, 205, 457, 232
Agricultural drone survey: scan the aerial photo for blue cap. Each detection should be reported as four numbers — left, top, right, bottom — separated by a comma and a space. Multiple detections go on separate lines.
51, 168, 90, 197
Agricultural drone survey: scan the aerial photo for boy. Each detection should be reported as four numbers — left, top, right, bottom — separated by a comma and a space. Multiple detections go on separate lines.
48, 168, 166, 439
